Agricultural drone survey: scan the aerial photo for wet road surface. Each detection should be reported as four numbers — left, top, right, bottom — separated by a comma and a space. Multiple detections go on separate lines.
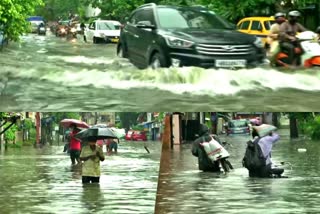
155, 129, 320, 214
1, 33, 320, 111
0, 141, 161, 214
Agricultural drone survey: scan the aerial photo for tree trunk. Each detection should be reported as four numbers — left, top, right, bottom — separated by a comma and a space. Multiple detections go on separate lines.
290, 117, 299, 138
94, 112, 98, 124
272, 113, 280, 127
36, 112, 41, 145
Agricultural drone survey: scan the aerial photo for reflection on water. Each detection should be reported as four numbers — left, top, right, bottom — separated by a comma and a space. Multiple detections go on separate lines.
0, 141, 160, 214
156, 129, 320, 214
1, 34, 320, 111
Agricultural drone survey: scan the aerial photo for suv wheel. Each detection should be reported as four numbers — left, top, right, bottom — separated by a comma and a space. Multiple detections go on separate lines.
150, 53, 167, 69
93, 37, 98, 44
117, 44, 128, 58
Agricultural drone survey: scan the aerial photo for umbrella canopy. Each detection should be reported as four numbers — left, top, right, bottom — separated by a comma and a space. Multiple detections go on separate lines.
60, 119, 90, 128
74, 127, 118, 142
91, 124, 108, 128
91, 125, 125, 139
253, 124, 277, 138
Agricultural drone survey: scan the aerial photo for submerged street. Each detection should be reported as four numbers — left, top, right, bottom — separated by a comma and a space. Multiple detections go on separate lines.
1, 33, 320, 111
156, 129, 320, 214
0, 141, 161, 214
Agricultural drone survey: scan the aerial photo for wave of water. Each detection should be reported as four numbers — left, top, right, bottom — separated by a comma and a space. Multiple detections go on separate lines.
1, 34, 320, 111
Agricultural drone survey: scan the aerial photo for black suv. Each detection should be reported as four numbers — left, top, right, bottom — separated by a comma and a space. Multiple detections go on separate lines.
117, 3, 266, 69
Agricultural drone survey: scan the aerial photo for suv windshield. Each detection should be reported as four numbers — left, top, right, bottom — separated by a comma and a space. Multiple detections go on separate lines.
97, 22, 120, 30
229, 120, 248, 128
157, 7, 234, 30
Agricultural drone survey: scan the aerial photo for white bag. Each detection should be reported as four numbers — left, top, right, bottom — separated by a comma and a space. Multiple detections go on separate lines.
201, 137, 229, 162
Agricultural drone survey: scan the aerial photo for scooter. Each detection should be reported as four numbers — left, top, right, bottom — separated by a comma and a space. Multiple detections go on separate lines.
200, 137, 233, 173
275, 31, 320, 68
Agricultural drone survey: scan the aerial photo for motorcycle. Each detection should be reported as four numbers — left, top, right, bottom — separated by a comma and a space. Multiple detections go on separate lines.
200, 137, 233, 173
275, 31, 320, 68
66, 26, 77, 40
38, 26, 46, 35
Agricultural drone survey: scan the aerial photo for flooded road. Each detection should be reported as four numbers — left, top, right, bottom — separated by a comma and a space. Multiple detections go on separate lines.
0, 141, 161, 214
155, 129, 320, 214
1, 33, 320, 111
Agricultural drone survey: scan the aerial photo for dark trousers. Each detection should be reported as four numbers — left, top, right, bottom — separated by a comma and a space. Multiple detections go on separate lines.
82, 176, 100, 184
280, 42, 300, 65
70, 149, 80, 164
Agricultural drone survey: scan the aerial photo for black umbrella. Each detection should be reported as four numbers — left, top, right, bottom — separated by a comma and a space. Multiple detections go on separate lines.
74, 127, 118, 142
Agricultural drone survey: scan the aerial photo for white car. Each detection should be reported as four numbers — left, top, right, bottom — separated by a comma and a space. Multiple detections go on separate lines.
84, 20, 121, 44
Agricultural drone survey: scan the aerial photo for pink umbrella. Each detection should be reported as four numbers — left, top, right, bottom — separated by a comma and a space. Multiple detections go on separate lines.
60, 119, 90, 128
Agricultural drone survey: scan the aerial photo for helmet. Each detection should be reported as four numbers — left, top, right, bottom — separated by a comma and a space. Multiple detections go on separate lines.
288, 10, 301, 17
316, 26, 320, 34
198, 124, 209, 136
275, 12, 285, 18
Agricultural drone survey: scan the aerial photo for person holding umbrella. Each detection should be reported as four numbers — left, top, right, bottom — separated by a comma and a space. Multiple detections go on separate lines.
80, 137, 105, 184
60, 119, 90, 165
69, 123, 82, 165
75, 126, 118, 184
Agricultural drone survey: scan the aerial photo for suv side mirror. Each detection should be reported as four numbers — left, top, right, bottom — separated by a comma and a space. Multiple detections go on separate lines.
136, 21, 156, 29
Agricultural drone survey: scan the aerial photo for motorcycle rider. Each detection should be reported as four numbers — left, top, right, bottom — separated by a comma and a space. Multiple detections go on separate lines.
268, 12, 286, 64
247, 128, 284, 178
279, 10, 307, 66
316, 26, 320, 41
191, 124, 220, 172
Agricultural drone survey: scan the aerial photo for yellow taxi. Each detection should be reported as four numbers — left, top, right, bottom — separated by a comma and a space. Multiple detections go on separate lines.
237, 17, 275, 48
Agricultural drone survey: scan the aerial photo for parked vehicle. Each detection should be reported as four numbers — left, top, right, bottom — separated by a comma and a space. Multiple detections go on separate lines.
84, 20, 121, 43
237, 16, 275, 48
125, 130, 147, 141
132, 131, 147, 141
117, 3, 266, 69
275, 31, 320, 67
125, 130, 134, 141
226, 119, 250, 136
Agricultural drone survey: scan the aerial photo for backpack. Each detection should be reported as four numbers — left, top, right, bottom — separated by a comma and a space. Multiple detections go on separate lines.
242, 137, 266, 170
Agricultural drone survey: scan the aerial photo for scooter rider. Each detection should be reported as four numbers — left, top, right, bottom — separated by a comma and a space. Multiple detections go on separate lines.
268, 12, 286, 64
279, 10, 307, 66
191, 124, 221, 172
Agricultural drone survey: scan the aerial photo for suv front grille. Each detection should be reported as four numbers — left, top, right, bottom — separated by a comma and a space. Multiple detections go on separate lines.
196, 44, 253, 56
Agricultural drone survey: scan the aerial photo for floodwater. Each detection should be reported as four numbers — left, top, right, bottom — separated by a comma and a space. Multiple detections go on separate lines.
1, 33, 320, 111
155, 129, 320, 214
0, 141, 161, 214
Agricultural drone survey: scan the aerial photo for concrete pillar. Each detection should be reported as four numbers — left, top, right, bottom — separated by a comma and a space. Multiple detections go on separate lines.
162, 114, 172, 150
199, 112, 205, 124
172, 114, 181, 145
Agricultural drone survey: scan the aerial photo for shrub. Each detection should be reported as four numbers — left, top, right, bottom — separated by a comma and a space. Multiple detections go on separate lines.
302, 116, 320, 140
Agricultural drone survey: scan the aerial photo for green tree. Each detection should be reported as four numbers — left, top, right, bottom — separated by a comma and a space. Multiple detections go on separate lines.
0, 0, 44, 41
46, 112, 81, 124
80, 0, 317, 23
118, 112, 141, 131
36, 0, 81, 21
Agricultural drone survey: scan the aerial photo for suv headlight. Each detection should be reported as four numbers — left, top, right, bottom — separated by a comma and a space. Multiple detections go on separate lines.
254, 37, 263, 48
164, 35, 194, 49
